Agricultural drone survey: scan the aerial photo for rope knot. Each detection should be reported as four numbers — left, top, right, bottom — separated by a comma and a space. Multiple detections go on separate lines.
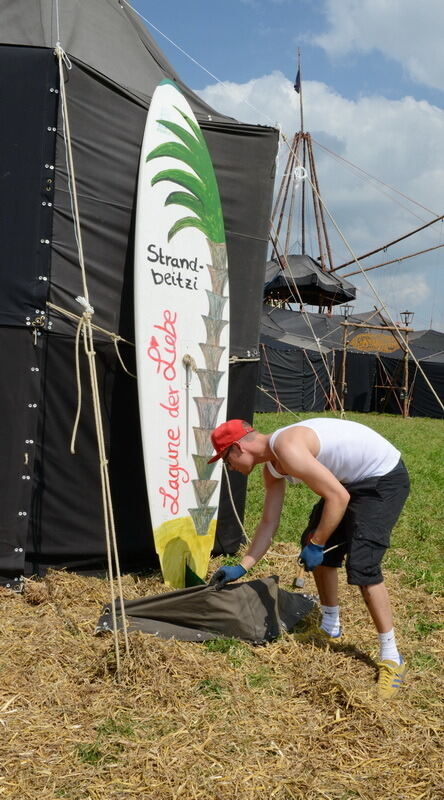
182, 354, 197, 372
54, 42, 72, 70
75, 296, 95, 315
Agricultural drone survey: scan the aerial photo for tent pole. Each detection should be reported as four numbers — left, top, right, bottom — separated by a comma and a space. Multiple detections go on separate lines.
301, 134, 306, 254
276, 133, 299, 244
272, 131, 297, 222
284, 135, 301, 256
307, 135, 334, 270
403, 331, 409, 418
307, 135, 326, 270
339, 322, 348, 413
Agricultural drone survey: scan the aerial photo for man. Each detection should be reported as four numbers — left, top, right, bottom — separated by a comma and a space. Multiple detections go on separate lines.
208, 417, 410, 699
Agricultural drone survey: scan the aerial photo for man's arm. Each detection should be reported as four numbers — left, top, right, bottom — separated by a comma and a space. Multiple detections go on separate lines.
274, 434, 350, 545
240, 466, 286, 570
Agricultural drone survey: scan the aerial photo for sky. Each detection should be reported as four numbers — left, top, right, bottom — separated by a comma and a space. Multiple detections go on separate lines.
130, 0, 444, 331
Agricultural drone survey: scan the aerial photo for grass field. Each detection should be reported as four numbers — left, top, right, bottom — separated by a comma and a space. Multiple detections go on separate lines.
0, 411, 443, 799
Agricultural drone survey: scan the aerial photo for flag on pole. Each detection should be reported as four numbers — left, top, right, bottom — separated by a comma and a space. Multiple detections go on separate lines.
294, 67, 301, 93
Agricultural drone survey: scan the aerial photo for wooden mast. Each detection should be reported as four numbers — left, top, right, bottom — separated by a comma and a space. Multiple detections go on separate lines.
269, 49, 337, 310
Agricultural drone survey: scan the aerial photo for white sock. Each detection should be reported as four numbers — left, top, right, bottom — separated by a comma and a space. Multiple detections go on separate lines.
378, 629, 401, 664
320, 605, 341, 637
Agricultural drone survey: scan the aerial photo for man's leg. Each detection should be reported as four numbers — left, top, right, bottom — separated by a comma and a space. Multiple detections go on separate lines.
360, 581, 393, 633
313, 566, 341, 637
299, 500, 344, 637
345, 466, 410, 695
360, 581, 403, 666
313, 564, 339, 606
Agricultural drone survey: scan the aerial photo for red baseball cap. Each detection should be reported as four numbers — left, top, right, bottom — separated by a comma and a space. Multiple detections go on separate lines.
208, 419, 254, 463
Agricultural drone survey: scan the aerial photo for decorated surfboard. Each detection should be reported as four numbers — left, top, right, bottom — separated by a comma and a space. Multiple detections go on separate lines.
134, 80, 229, 589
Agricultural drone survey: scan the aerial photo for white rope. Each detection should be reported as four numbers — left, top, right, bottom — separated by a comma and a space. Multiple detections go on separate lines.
312, 137, 441, 222
222, 462, 250, 543
47, 300, 138, 378
261, 343, 283, 412
54, 0, 61, 45
55, 43, 130, 670
256, 384, 303, 417
302, 348, 334, 408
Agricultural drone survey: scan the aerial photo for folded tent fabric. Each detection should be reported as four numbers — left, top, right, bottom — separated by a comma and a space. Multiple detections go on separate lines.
96, 576, 315, 643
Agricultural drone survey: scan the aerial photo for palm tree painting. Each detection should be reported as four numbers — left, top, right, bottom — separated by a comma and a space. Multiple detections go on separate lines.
144, 80, 229, 587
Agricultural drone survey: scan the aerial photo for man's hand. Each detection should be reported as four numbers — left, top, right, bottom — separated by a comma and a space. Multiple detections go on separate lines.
209, 564, 247, 590
299, 542, 324, 571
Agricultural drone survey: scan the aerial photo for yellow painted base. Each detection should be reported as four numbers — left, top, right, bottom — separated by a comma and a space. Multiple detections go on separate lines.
153, 517, 217, 589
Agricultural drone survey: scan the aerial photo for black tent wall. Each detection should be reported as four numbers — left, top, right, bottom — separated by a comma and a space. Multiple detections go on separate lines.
256, 306, 444, 417
0, 40, 278, 583
255, 338, 331, 413
340, 351, 377, 413
379, 355, 444, 419
255, 334, 444, 418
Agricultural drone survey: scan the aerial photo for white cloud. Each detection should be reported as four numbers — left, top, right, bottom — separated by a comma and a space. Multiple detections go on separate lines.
198, 72, 443, 229
197, 72, 444, 328
312, 0, 444, 92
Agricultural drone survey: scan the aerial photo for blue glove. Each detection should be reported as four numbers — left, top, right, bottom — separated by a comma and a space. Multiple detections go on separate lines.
299, 542, 325, 571
209, 564, 247, 590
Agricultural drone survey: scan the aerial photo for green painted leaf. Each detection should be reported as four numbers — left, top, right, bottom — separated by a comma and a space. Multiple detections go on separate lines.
154, 120, 207, 166
167, 216, 209, 242
146, 141, 202, 175
146, 103, 226, 243
175, 109, 207, 148
151, 168, 206, 203
165, 191, 204, 218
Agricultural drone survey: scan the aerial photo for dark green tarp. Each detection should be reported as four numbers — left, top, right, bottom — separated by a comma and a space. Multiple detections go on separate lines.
96, 576, 315, 643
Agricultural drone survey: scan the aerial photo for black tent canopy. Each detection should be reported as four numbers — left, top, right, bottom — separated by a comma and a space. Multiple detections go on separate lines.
0, 0, 279, 586
264, 255, 357, 307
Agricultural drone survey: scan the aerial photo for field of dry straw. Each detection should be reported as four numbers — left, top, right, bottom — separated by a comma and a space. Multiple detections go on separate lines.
0, 543, 443, 800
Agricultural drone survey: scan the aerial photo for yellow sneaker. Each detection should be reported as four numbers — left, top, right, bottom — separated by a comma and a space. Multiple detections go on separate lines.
294, 626, 342, 643
377, 658, 406, 698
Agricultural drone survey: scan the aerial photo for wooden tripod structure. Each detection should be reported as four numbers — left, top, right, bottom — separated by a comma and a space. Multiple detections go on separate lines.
272, 130, 335, 271
271, 52, 334, 273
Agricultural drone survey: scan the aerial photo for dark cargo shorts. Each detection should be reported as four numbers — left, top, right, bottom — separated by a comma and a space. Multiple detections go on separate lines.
300, 459, 410, 586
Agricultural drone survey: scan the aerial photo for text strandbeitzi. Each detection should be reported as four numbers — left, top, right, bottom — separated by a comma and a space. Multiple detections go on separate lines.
147, 243, 205, 291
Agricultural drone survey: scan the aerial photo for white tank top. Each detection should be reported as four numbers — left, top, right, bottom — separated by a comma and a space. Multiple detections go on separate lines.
267, 418, 400, 485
